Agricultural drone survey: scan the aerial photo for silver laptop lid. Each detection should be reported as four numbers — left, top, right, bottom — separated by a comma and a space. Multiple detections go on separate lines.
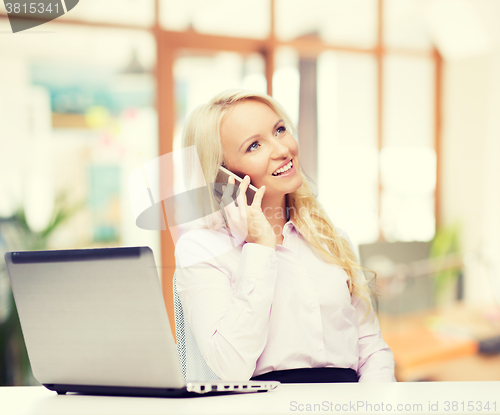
5, 247, 185, 389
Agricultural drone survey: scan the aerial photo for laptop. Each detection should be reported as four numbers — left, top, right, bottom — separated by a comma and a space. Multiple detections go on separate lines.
4, 247, 279, 397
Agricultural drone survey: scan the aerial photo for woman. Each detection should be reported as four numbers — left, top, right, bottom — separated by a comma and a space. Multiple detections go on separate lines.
175, 89, 396, 383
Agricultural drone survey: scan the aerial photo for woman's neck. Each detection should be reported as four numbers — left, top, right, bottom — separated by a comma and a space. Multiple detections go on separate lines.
261, 194, 288, 242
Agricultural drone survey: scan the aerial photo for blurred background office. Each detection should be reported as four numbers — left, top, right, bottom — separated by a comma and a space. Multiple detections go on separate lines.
1, 0, 500, 384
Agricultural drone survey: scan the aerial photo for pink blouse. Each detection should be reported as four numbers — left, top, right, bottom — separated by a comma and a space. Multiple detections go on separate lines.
175, 221, 396, 382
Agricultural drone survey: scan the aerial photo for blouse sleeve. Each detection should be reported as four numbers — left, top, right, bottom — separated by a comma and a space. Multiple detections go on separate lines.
351, 295, 397, 382
175, 231, 278, 381
338, 228, 397, 382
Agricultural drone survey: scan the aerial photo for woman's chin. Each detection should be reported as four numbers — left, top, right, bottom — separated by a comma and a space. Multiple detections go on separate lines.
292, 175, 303, 192
261, 173, 303, 198
276, 183, 304, 197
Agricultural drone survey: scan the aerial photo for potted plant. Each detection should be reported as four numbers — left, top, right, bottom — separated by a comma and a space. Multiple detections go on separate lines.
429, 221, 463, 308
0, 193, 83, 385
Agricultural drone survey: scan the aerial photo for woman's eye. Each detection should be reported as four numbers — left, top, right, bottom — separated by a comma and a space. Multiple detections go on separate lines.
247, 141, 260, 152
276, 126, 286, 135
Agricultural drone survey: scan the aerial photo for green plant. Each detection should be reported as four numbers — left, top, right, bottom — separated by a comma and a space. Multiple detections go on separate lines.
0, 192, 84, 385
429, 221, 462, 306
11, 192, 85, 250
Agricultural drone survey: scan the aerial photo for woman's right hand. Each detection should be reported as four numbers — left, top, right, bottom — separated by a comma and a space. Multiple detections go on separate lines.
220, 175, 276, 250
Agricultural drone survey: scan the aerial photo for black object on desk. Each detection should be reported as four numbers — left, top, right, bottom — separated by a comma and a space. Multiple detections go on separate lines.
478, 335, 500, 354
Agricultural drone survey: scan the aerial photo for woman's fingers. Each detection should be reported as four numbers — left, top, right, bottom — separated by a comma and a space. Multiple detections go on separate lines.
251, 185, 266, 208
237, 175, 250, 207
245, 185, 275, 248
221, 175, 248, 244
220, 173, 274, 248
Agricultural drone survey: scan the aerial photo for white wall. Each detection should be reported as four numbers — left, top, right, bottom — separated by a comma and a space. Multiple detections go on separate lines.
439, 0, 500, 305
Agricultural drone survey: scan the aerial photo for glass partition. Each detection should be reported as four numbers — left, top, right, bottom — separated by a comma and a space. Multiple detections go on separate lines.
276, 0, 378, 48
380, 55, 435, 241
383, 55, 434, 147
383, 0, 433, 50
160, 0, 270, 39
59, 0, 155, 27
317, 51, 379, 244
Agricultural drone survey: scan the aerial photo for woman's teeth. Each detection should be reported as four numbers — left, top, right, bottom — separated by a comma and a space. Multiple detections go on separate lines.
272, 160, 293, 176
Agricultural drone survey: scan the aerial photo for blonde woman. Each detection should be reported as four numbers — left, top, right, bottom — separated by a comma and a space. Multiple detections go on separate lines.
175, 89, 396, 383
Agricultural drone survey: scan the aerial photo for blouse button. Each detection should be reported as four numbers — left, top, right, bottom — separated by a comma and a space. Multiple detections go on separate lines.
317, 344, 324, 351
311, 303, 317, 309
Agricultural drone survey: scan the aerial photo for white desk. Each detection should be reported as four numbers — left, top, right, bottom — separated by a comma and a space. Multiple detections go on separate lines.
1, 383, 499, 415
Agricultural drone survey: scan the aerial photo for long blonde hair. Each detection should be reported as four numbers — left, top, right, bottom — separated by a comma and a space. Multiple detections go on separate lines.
181, 89, 377, 321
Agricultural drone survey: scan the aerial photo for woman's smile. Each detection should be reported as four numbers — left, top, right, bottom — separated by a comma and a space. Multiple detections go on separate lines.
271, 159, 295, 177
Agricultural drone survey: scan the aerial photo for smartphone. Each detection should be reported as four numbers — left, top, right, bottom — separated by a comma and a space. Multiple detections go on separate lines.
215, 165, 258, 205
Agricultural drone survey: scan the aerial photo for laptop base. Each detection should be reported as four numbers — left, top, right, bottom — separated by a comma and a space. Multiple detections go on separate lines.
43, 383, 268, 398
44, 383, 201, 398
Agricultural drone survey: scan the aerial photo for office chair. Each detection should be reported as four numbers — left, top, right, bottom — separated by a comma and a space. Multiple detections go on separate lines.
359, 240, 464, 314
359, 241, 433, 314
172, 273, 219, 381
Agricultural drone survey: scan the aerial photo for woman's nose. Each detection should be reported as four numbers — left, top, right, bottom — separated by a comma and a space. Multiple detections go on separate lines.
270, 140, 289, 159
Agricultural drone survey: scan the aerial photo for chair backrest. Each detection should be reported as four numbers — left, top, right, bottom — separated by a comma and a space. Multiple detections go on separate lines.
172, 273, 219, 381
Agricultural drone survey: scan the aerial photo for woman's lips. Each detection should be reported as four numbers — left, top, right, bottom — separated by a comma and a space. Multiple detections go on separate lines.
273, 158, 292, 172
272, 161, 296, 178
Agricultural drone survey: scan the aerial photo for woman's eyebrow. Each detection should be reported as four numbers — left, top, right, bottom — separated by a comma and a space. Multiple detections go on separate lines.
238, 119, 283, 152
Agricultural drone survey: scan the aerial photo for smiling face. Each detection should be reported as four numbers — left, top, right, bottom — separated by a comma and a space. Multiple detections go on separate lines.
220, 99, 303, 201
